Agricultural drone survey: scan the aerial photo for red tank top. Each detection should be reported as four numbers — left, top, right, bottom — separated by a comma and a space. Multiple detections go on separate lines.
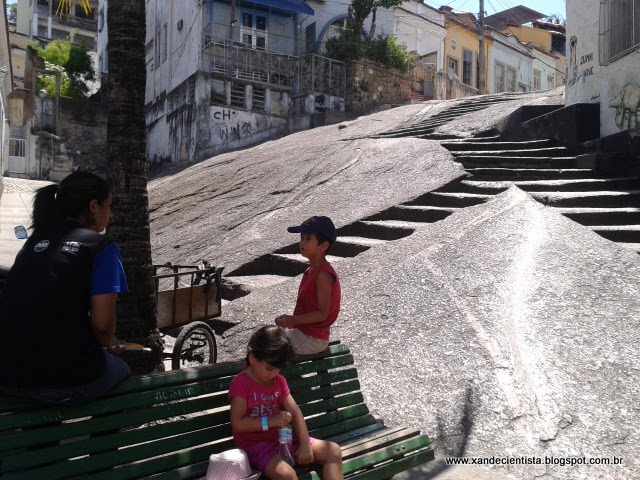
293, 262, 341, 340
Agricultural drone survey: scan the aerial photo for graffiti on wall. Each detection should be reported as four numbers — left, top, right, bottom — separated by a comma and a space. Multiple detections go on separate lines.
314, 95, 344, 113
212, 108, 255, 143
610, 84, 640, 131
567, 35, 595, 87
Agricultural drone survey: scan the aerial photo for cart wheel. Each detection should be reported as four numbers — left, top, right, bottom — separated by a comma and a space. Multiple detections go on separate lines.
172, 321, 217, 370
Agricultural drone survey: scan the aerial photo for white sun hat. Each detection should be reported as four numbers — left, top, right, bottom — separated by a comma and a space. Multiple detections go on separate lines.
204, 448, 262, 480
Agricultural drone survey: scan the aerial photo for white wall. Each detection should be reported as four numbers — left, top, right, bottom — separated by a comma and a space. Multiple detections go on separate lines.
146, 0, 202, 104
566, 0, 639, 136
393, 3, 446, 69
490, 33, 533, 93
303, 0, 394, 48
531, 48, 557, 90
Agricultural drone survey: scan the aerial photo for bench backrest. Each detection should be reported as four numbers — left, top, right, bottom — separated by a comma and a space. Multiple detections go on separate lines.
0, 344, 372, 480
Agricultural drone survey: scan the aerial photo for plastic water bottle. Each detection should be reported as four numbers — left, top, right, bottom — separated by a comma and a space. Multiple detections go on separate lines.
278, 425, 295, 466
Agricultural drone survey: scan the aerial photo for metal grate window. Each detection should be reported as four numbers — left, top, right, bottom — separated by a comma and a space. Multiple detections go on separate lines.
600, 0, 640, 65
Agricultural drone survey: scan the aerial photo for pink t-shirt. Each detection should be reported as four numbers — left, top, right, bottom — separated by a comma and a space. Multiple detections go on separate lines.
228, 370, 291, 451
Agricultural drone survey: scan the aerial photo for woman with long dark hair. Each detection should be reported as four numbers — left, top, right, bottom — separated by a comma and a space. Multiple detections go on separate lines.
0, 170, 131, 405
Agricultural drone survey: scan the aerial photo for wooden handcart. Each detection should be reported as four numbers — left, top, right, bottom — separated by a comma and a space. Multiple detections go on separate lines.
153, 261, 224, 370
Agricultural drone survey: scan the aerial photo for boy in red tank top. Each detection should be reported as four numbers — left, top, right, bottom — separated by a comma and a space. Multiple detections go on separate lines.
275, 216, 341, 355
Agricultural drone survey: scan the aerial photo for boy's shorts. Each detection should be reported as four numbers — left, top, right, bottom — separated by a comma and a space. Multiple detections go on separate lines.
245, 437, 316, 472
285, 328, 329, 355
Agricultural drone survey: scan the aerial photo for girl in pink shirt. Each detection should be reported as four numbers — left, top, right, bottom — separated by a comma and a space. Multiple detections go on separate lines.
228, 325, 343, 479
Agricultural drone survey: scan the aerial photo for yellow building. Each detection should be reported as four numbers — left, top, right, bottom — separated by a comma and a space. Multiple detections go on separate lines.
440, 6, 492, 94
503, 24, 552, 52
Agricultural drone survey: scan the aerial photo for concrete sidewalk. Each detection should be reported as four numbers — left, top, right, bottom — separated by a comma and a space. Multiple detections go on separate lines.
0, 177, 51, 273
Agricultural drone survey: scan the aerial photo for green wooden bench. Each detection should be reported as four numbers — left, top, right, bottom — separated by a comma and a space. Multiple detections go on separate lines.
0, 343, 434, 479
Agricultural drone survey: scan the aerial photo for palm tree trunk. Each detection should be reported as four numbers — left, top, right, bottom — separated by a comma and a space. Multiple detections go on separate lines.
106, 0, 163, 373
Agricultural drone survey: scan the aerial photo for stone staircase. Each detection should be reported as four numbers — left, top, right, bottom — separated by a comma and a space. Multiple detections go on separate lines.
220, 95, 639, 303
442, 137, 640, 254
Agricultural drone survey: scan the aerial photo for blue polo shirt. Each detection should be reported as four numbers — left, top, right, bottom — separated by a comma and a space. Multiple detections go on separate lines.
90, 242, 129, 295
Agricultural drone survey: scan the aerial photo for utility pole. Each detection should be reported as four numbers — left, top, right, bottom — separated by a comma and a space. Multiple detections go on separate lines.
478, 0, 486, 94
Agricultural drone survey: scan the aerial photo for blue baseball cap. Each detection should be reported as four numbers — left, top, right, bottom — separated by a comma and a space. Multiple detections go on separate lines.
287, 216, 337, 242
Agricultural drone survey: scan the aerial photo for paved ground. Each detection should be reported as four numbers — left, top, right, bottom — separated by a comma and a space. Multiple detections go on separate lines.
0, 177, 52, 274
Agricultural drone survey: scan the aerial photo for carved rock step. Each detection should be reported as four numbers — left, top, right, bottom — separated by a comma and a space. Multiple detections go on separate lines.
512, 177, 640, 192
457, 156, 576, 169
337, 221, 415, 241
464, 167, 596, 180
450, 146, 569, 157
556, 207, 640, 226
529, 190, 640, 208
463, 177, 640, 192
275, 240, 370, 258
226, 253, 307, 278
403, 192, 493, 208
364, 205, 456, 223
441, 139, 553, 151
437, 179, 510, 195
590, 225, 640, 243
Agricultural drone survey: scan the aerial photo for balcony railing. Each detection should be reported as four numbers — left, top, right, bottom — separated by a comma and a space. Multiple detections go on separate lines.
201, 38, 346, 98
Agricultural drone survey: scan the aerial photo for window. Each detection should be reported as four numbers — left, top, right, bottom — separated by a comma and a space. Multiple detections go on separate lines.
163, 23, 168, 62
547, 74, 555, 89
533, 69, 541, 90
241, 12, 267, 50
447, 56, 458, 78
155, 29, 161, 67
98, 8, 104, 32
462, 49, 473, 86
600, 0, 640, 63
506, 67, 516, 92
495, 63, 505, 92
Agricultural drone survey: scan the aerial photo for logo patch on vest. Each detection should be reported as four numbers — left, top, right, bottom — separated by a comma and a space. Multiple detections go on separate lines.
34, 240, 50, 253
61, 241, 81, 254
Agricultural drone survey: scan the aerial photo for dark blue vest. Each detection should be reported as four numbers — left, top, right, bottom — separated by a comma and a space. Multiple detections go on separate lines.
0, 225, 111, 388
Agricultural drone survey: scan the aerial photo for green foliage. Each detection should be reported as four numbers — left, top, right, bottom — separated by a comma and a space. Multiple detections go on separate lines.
324, 31, 415, 73
366, 34, 415, 73
34, 39, 95, 98
324, 30, 365, 63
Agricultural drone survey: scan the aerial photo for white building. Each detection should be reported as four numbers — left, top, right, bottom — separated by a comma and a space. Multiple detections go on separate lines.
566, 0, 639, 136
1, 4, 13, 178
530, 46, 557, 91
490, 31, 534, 93
393, 1, 446, 69
98, 0, 346, 168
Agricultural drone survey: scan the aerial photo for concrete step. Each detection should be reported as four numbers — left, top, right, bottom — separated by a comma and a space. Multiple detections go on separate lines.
590, 225, 640, 243
404, 192, 492, 208
336, 220, 415, 241
465, 167, 596, 180
514, 177, 640, 192
451, 146, 569, 157
442, 139, 553, 151
530, 190, 640, 207
458, 156, 576, 169
556, 207, 640, 225
365, 205, 456, 223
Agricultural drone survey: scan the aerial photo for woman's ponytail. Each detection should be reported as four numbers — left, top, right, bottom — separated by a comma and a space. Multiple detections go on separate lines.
30, 184, 63, 237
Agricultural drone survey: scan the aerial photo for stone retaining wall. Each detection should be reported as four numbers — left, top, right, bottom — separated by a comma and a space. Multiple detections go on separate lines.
346, 60, 411, 113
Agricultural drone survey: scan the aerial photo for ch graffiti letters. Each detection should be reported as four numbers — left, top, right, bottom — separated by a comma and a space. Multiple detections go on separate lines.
610, 84, 640, 131
315, 95, 344, 112
213, 109, 234, 121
